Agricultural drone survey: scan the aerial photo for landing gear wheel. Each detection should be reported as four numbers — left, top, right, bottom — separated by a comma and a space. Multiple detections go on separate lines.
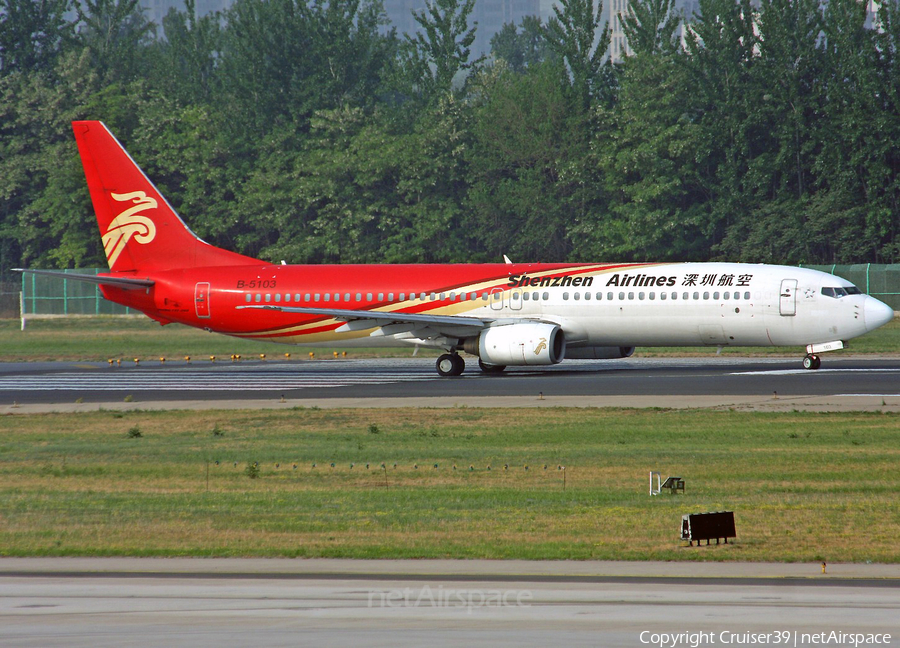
802, 354, 821, 370
478, 358, 506, 374
436, 353, 465, 377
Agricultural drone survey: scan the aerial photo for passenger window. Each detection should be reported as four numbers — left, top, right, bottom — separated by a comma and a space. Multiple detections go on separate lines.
619, 292, 625, 300
367, 293, 373, 301
723, 292, 729, 300
608, 292, 614, 300
378, 293, 384, 301
638, 292, 645, 300
659, 292, 665, 300
399, 293, 405, 301
285, 294, 291, 302
331, 293, 338, 302
532, 292, 539, 301
584, 292, 591, 300
314, 293, 320, 302
745, 292, 751, 300
274, 294, 281, 303
573, 292, 580, 301
734, 292, 740, 300
628, 292, 635, 300
344, 293, 350, 302
245, 294, 251, 303
265, 294, 271, 302
693, 292, 699, 300
255, 294, 261, 303
542, 292, 549, 300
304, 294, 310, 302
523, 292, 530, 301
672, 292, 677, 300
430, 293, 436, 301
713, 292, 720, 300
703, 292, 710, 300
471, 292, 478, 301
596, 292, 603, 300
482, 293, 489, 301
422, 293, 428, 301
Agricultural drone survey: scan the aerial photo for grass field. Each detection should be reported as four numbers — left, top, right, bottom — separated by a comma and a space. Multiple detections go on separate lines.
1, 408, 898, 562
2, 316, 898, 362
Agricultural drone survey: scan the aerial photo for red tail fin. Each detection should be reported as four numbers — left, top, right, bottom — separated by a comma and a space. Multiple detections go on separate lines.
73, 121, 263, 273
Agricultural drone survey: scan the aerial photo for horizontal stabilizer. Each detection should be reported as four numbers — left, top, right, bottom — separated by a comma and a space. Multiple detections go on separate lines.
14, 269, 154, 290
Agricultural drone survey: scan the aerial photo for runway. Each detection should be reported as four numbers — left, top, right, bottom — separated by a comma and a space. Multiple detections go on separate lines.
1, 559, 898, 648
0, 356, 897, 409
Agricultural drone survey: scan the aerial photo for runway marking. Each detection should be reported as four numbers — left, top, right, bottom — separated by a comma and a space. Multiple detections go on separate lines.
730, 368, 900, 376
0, 369, 446, 391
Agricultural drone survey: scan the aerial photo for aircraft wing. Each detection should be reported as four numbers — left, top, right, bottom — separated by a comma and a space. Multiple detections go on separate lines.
13, 269, 154, 289
238, 305, 489, 338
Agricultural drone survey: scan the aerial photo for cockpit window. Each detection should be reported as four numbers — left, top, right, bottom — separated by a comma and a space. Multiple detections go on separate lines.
822, 286, 861, 298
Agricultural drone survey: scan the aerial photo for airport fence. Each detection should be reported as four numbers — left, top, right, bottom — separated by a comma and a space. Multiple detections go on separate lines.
19, 268, 136, 319
0, 281, 21, 319
799, 264, 900, 310
8, 264, 900, 321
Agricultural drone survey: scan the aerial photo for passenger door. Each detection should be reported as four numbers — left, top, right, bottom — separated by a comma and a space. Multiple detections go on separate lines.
195, 282, 211, 319
779, 279, 797, 316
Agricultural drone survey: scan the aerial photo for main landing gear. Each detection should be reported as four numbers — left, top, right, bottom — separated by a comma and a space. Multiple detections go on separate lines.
478, 358, 506, 374
802, 354, 821, 370
435, 354, 507, 377
436, 353, 465, 377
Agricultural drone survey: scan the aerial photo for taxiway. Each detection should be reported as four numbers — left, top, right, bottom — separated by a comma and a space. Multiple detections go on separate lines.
0, 356, 897, 411
1, 558, 898, 648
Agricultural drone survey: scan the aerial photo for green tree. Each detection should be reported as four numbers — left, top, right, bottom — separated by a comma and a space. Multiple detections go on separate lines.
810, 0, 897, 262
396, 0, 483, 104
75, 0, 156, 82
245, 102, 474, 264
152, 0, 222, 106
592, 53, 707, 261
0, 0, 74, 76
715, 0, 823, 262
682, 0, 759, 255
621, 0, 681, 57
218, 0, 394, 137
467, 62, 596, 261
545, 0, 612, 110
0, 50, 104, 269
489, 16, 554, 73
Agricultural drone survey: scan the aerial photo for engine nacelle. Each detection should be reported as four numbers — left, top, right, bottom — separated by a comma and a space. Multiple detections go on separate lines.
565, 346, 635, 360
464, 323, 565, 366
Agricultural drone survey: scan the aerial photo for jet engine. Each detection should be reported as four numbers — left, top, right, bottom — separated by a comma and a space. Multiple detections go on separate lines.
564, 346, 635, 360
463, 323, 565, 366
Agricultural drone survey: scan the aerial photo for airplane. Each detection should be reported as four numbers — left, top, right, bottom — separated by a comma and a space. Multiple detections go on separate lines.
15, 121, 896, 376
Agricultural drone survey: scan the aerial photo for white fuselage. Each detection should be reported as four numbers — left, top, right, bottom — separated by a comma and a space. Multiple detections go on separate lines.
403, 263, 891, 350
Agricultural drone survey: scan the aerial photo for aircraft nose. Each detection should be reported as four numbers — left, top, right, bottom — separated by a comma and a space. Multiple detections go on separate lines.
864, 297, 894, 332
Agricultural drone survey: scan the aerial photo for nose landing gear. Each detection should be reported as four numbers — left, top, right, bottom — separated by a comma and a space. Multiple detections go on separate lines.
802, 354, 821, 370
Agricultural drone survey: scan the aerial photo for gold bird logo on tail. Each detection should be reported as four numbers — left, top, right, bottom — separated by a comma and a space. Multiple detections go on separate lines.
102, 191, 157, 267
